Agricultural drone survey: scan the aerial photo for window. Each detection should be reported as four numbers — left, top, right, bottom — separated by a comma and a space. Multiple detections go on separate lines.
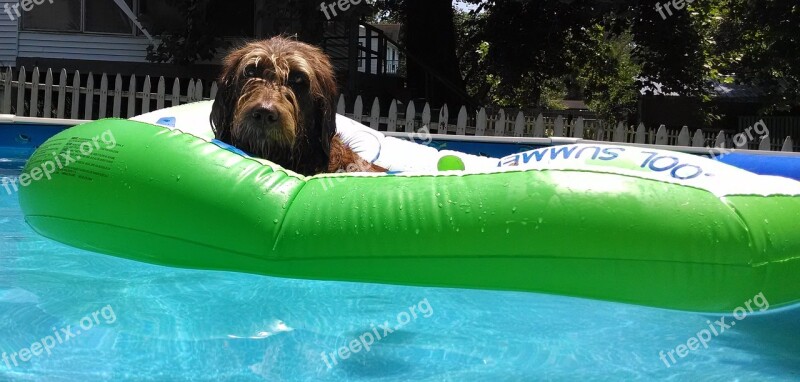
139, 0, 183, 35
358, 42, 364, 70
86, 0, 134, 34
22, 0, 81, 32
21, 0, 254, 38
211, 0, 255, 37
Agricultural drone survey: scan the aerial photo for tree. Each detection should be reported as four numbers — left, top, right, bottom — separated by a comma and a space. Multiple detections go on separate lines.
146, 0, 228, 65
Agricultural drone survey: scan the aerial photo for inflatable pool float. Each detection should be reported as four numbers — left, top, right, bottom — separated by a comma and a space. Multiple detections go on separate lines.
18, 102, 800, 312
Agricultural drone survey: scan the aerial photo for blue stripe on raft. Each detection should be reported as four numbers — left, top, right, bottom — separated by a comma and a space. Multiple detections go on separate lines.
715, 152, 800, 181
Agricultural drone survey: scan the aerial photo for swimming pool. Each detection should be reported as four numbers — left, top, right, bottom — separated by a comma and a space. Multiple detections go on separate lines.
1, 149, 799, 381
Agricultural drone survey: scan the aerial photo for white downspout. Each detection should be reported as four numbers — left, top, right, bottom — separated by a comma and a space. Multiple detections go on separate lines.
112, 0, 155, 43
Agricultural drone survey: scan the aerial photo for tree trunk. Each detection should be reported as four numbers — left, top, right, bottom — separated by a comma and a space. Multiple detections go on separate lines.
402, 0, 468, 107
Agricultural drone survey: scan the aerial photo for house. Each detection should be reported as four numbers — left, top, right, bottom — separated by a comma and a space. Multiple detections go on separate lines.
0, 0, 405, 97
638, 80, 799, 146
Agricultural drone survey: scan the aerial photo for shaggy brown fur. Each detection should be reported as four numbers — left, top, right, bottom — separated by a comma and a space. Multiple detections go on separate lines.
210, 36, 384, 175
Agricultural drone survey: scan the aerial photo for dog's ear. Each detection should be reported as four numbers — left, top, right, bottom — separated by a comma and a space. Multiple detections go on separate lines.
315, 91, 337, 156
211, 48, 245, 142
310, 54, 339, 156
210, 77, 234, 142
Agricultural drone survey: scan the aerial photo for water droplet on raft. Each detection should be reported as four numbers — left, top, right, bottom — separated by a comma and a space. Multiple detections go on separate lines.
764, 219, 769, 224
415, 228, 420, 234
438, 203, 443, 208
512, 207, 517, 213
295, 230, 300, 235
538, 217, 543, 223
176, 175, 181, 181
273, 219, 278, 224
480, 227, 485, 233
506, 228, 510, 234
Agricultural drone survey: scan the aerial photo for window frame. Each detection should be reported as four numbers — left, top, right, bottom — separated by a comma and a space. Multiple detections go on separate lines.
21, 0, 257, 39
21, 0, 138, 36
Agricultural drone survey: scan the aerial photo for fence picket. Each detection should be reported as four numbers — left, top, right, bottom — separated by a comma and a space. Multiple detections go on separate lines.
613, 122, 626, 142
494, 109, 505, 136
171, 78, 181, 106
783, 137, 794, 152
387, 99, 397, 132
655, 125, 668, 145
56, 69, 67, 118
71, 70, 80, 119
194, 80, 203, 101
29, 67, 40, 117
553, 115, 564, 137
532, 113, 544, 137
369, 97, 380, 130
156, 76, 165, 109
476, 108, 487, 136
187, 80, 195, 103
758, 135, 771, 151
573, 117, 584, 138
43, 69, 53, 118
633, 123, 646, 143
353, 95, 363, 122
421, 102, 431, 131
112, 74, 122, 117
714, 131, 726, 148
404, 101, 415, 132
209, 81, 218, 99
691, 129, 704, 147
456, 106, 467, 135
127, 75, 137, 118
98, 73, 108, 118
142, 76, 151, 113
513, 111, 525, 137
1, 67, 11, 114
438, 104, 448, 134
676, 126, 689, 146
84, 72, 94, 119
337, 94, 346, 114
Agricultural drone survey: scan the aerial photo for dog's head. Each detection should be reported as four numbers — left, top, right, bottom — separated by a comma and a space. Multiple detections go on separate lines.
211, 37, 338, 174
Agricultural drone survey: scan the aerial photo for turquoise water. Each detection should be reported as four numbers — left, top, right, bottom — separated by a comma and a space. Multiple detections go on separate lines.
1, 153, 799, 381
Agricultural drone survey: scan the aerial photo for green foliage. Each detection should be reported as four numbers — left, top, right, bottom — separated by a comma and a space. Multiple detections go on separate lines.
443, 0, 798, 123
573, 25, 640, 124
145, 0, 230, 66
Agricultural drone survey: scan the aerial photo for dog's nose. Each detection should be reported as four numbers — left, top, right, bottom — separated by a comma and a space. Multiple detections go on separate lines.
251, 104, 279, 124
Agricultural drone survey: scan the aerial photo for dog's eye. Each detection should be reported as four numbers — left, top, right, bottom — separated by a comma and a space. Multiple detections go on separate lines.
244, 65, 258, 78
288, 72, 307, 86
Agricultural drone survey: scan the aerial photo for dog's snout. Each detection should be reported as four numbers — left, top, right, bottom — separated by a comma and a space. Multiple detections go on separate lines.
251, 104, 279, 124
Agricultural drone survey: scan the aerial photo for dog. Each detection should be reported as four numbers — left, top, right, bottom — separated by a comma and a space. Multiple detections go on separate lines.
210, 36, 385, 175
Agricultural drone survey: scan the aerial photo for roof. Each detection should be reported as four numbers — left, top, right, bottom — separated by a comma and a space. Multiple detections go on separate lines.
639, 78, 764, 101
370, 24, 401, 42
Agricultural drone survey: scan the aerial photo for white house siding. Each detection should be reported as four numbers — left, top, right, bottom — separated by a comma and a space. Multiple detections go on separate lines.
0, 0, 19, 66
18, 32, 151, 62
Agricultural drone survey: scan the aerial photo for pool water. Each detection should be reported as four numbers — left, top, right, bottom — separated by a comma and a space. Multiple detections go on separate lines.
1, 152, 799, 382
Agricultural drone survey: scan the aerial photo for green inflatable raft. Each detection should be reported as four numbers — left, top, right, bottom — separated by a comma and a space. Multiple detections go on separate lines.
18, 113, 800, 313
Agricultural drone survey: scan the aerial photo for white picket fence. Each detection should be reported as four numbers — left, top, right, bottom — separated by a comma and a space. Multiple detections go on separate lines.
0, 67, 218, 120
0, 66, 796, 152
337, 95, 796, 152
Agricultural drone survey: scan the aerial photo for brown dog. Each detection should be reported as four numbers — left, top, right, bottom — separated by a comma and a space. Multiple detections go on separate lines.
210, 36, 384, 175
